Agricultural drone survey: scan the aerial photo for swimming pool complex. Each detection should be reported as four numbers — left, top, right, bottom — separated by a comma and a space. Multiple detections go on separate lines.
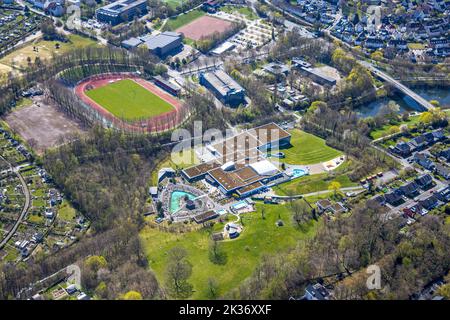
292, 168, 309, 178
170, 190, 197, 213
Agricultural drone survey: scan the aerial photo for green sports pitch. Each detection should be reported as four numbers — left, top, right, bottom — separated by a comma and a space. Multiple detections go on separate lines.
85, 79, 174, 121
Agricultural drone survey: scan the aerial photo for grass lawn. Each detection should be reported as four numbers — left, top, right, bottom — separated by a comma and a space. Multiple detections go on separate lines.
273, 160, 356, 196
162, 0, 183, 9
221, 5, 258, 20
85, 79, 174, 121
273, 171, 356, 196
15, 97, 33, 110
164, 9, 205, 31
276, 129, 342, 165
140, 203, 319, 299
58, 201, 77, 221
370, 115, 421, 140
0, 34, 99, 70
408, 43, 425, 50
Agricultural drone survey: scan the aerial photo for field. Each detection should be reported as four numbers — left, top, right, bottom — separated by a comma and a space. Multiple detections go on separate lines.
273, 171, 356, 196
279, 129, 342, 165
369, 115, 421, 140
162, 0, 183, 9
164, 9, 205, 31
85, 79, 175, 121
220, 5, 258, 20
176, 15, 234, 41
0, 63, 13, 74
0, 34, 99, 71
140, 203, 319, 299
3, 96, 85, 154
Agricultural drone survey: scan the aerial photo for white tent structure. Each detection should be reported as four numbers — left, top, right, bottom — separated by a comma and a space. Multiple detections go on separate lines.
249, 160, 279, 176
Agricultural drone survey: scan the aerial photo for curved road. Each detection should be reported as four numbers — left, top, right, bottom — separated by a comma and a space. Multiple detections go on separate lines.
0, 157, 31, 250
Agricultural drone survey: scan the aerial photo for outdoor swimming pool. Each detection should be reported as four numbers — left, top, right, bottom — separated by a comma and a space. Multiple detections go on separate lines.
292, 168, 309, 178
170, 190, 196, 213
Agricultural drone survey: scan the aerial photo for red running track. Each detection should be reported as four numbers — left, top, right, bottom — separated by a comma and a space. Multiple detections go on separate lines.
74, 73, 186, 133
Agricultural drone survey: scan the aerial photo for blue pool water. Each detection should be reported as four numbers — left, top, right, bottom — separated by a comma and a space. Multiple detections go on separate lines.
231, 200, 248, 211
170, 191, 196, 213
292, 168, 309, 178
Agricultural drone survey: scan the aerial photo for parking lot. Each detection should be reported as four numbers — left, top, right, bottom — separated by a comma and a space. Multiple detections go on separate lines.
211, 11, 276, 50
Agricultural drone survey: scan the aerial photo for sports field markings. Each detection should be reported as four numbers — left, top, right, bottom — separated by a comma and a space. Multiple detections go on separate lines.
85, 79, 175, 121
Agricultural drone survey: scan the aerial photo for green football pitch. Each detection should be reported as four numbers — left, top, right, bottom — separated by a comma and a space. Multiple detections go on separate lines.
85, 79, 174, 121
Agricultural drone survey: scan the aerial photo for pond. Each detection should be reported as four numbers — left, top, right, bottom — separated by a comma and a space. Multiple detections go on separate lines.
356, 87, 450, 118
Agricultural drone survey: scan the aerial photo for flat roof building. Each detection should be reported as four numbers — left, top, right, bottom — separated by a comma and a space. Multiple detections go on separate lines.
154, 75, 181, 96
199, 70, 246, 107
143, 31, 183, 58
96, 0, 148, 26
181, 123, 291, 198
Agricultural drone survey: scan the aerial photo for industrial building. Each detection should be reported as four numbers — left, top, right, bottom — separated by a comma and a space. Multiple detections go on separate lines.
96, 0, 148, 25
199, 70, 246, 107
143, 31, 183, 58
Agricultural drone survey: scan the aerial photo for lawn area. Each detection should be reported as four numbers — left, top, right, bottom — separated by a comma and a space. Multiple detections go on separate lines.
162, 0, 183, 9
85, 79, 174, 121
0, 63, 12, 75
276, 129, 342, 165
58, 201, 77, 221
408, 43, 425, 50
140, 203, 319, 299
0, 34, 99, 70
273, 171, 356, 196
15, 97, 33, 110
273, 160, 357, 196
221, 5, 258, 20
370, 115, 421, 140
164, 9, 205, 31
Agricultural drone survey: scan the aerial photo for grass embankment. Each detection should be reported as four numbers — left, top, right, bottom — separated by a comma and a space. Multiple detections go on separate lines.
140, 203, 319, 299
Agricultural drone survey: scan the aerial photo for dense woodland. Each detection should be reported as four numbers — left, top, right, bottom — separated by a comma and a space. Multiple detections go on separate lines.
228, 201, 450, 299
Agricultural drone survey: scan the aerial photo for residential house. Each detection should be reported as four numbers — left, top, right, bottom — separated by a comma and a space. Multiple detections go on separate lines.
414, 153, 436, 170
415, 174, 434, 189
432, 128, 445, 141
393, 141, 411, 157
385, 189, 404, 206
316, 199, 332, 213
328, 202, 347, 214
399, 181, 420, 198
409, 135, 428, 151
435, 163, 450, 180
419, 195, 440, 210
439, 148, 450, 162
419, 195, 439, 210
435, 186, 450, 203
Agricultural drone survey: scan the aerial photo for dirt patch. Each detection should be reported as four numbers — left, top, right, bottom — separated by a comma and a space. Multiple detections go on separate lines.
4, 96, 85, 155
176, 16, 233, 41
313, 65, 342, 82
